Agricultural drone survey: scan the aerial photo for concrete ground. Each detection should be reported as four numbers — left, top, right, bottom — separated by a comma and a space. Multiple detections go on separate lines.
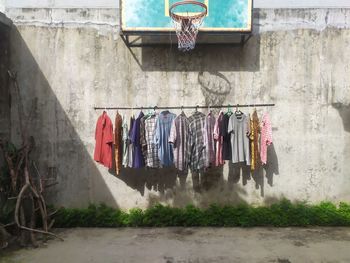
1, 228, 350, 263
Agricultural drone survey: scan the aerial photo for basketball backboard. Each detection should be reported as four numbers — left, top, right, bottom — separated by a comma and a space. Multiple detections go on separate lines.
120, 0, 253, 47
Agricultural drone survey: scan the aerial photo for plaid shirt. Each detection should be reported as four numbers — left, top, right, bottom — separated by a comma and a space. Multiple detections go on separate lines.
186, 112, 207, 172
142, 114, 160, 168
140, 115, 148, 161
169, 113, 189, 172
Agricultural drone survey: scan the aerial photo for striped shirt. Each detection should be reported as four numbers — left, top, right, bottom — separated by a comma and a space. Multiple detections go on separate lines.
169, 113, 189, 172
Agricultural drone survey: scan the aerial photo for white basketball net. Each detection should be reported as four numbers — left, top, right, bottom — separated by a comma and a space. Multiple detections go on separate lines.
171, 17, 204, 52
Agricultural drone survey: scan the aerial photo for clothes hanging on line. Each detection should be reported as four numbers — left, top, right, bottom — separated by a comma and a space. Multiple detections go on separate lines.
260, 112, 273, 165
127, 116, 135, 168
114, 112, 123, 175
169, 112, 190, 172
222, 113, 232, 161
155, 111, 176, 167
249, 110, 261, 171
186, 111, 207, 172
94, 111, 114, 169
205, 112, 216, 168
228, 113, 251, 165
122, 117, 129, 167
93, 107, 274, 174
131, 112, 145, 168
142, 113, 160, 168
213, 111, 225, 166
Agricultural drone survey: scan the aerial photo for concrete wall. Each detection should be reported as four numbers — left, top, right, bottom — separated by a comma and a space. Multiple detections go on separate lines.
0, 13, 11, 143
5, 8, 350, 209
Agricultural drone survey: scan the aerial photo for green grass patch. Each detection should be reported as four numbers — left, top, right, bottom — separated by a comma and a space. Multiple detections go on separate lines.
53, 199, 350, 228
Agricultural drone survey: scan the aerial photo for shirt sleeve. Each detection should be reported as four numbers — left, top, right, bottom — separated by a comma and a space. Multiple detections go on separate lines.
168, 119, 177, 146
130, 119, 137, 144
95, 118, 99, 141
265, 114, 273, 145
185, 123, 193, 168
105, 118, 114, 144
227, 115, 234, 134
140, 119, 147, 147
154, 117, 160, 146
246, 116, 251, 137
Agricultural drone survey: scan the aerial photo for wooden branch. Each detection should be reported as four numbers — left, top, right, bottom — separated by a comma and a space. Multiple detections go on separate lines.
29, 195, 38, 247
4, 70, 62, 247
15, 183, 63, 242
17, 225, 63, 241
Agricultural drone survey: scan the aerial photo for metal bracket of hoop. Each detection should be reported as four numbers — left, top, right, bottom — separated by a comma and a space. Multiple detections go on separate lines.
169, 1, 208, 52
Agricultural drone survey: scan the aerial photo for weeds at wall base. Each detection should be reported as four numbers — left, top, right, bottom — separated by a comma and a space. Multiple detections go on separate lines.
50, 200, 350, 228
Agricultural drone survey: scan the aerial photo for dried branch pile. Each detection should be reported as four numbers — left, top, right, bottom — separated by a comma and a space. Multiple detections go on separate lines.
0, 71, 62, 248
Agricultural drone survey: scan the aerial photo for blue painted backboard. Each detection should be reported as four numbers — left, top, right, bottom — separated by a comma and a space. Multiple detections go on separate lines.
120, 0, 252, 32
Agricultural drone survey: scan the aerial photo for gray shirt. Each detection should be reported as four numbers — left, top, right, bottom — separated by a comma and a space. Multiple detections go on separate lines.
228, 113, 251, 165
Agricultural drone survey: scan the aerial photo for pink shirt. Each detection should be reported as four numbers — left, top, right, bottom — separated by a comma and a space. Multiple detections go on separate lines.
213, 111, 225, 166
260, 113, 273, 165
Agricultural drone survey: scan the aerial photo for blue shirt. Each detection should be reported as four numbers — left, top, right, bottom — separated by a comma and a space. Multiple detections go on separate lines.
154, 111, 176, 167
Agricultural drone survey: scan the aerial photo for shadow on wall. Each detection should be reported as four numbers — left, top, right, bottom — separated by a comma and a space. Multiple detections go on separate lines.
332, 103, 350, 133
115, 143, 279, 207
125, 12, 262, 72
9, 21, 278, 209
9, 26, 119, 208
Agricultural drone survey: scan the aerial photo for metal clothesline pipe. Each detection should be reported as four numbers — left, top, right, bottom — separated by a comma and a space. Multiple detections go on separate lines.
93, 103, 275, 111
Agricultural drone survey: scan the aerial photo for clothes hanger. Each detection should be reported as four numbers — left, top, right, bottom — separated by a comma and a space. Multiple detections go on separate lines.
235, 104, 243, 119
208, 105, 212, 115
181, 106, 185, 115
226, 104, 232, 116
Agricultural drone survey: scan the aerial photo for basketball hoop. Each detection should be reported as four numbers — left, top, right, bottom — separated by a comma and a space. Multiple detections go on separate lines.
170, 1, 207, 52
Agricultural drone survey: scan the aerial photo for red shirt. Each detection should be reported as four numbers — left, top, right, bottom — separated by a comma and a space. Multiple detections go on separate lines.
94, 112, 114, 169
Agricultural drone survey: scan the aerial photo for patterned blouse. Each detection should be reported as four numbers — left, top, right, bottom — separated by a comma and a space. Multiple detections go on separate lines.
249, 110, 261, 171
260, 113, 273, 165
114, 112, 123, 175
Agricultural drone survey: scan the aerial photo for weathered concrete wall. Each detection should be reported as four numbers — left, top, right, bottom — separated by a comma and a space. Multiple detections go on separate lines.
0, 13, 11, 143
5, 8, 350, 209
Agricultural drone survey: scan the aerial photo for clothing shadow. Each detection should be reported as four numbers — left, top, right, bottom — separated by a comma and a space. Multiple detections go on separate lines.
332, 103, 350, 132
9, 26, 121, 208
251, 143, 279, 197
145, 164, 250, 208
115, 167, 179, 197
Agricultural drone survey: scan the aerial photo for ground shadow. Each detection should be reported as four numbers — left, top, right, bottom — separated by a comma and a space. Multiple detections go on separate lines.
9, 26, 120, 208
